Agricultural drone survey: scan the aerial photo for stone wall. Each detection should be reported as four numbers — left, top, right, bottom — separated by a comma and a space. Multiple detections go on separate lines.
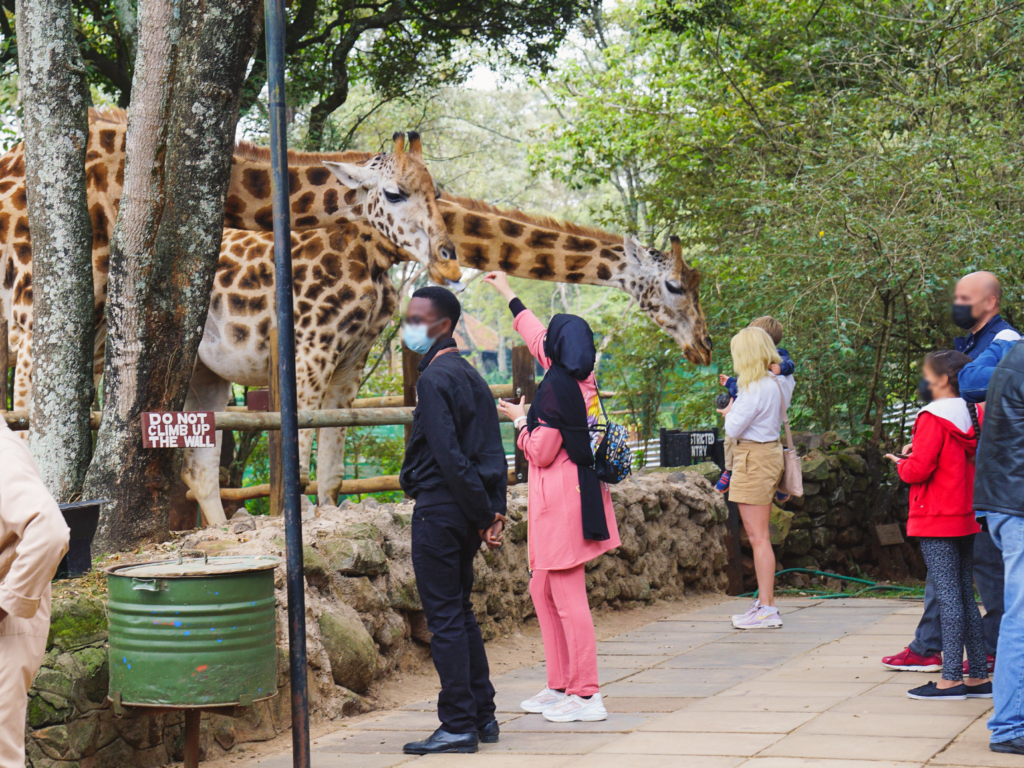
26, 472, 729, 767
688, 432, 920, 592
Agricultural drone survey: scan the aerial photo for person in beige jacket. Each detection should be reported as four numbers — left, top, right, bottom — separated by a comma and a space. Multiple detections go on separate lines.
0, 418, 70, 767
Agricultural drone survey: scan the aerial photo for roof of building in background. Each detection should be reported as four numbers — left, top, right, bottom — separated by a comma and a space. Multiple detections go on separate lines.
454, 313, 500, 353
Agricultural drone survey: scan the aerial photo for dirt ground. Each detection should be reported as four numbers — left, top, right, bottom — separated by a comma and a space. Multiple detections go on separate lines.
202, 592, 729, 767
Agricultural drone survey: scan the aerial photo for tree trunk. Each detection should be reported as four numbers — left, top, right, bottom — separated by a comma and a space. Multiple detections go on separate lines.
16, 0, 95, 501
87, 0, 262, 554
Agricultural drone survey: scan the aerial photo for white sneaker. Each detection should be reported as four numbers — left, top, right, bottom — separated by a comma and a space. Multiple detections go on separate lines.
520, 687, 566, 713
733, 604, 783, 630
732, 599, 761, 625
542, 693, 608, 722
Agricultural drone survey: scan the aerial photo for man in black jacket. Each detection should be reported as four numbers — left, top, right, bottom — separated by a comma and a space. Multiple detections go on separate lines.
398, 286, 507, 755
974, 339, 1024, 755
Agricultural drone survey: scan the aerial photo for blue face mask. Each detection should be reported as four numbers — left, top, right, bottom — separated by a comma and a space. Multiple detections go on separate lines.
402, 321, 440, 355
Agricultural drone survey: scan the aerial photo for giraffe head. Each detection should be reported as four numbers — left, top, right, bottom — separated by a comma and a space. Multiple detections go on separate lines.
323, 132, 463, 290
625, 235, 712, 365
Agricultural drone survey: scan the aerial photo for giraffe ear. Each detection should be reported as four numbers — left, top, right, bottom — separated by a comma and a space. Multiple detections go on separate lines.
323, 160, 378, 190
407, 131, 423, 158
623, 235, 644, 264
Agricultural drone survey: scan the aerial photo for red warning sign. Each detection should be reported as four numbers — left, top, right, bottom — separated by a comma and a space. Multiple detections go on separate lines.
142, 412, 216, 449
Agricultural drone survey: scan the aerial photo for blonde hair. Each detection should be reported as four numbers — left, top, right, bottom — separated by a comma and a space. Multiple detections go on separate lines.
750, 315, 784, 345
731, 327, 782, 391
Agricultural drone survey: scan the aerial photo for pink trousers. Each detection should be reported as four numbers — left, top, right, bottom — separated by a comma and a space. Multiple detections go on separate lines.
530, 566, 599, 696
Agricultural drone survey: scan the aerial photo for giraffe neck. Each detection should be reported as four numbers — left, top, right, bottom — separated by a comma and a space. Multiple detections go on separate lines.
225, 151, 378, 231
439, 199, 629, 288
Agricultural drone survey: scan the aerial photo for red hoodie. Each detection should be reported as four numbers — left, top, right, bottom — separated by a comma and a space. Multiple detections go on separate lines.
897, 398, 983, 538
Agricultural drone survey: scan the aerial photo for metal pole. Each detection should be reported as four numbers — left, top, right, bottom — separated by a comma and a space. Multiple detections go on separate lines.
263, 2, 310, 766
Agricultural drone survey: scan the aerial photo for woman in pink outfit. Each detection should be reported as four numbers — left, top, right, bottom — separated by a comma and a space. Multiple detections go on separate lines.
485, 271, 621, 724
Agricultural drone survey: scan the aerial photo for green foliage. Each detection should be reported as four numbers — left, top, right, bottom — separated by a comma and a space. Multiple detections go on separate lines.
533, 0, 1024, 442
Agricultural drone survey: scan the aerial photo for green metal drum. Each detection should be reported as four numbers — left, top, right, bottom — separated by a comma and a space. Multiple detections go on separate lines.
105, 552, 280, 707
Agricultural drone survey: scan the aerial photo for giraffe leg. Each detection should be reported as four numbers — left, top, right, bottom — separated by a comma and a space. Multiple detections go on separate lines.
11, 332, 32, 442
316, 355, 367, 507
181, 360, 232, 527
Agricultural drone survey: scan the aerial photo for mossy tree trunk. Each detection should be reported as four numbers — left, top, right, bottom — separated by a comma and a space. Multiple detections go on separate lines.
87, 0, 262, 553
15, 0, 95, 501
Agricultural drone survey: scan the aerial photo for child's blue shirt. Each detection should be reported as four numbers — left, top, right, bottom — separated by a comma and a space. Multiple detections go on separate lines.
725, 347, 795, 399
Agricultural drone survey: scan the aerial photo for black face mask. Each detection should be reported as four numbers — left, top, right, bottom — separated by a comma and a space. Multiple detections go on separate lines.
951, 303, 976, 330
918, 378, 934, 404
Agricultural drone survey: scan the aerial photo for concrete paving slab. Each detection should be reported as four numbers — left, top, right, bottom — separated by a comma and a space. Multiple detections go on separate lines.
595, 641, 698, 655
753, 666, 896, 683
601, 680, 738, 698
602, 695, 698, 713
357, 712, 525, 731
928, 718, 1020, 767
417, 757, 573, 768
246, 754, 413, 768
741, 759, 923, 768
796, 711, 979, 738
829, 696, 993, 716
562, 756, 744, 768
717, 681, 876, 698
499, 713, 652, 733
640, 709, 815, 733
685, 695, 847, 713
757, 732, 951, 762
624, 667, 762, 685
593, 730, 784, 755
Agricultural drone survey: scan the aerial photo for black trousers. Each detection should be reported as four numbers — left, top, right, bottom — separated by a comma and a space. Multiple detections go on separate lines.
411, 501, 496, 734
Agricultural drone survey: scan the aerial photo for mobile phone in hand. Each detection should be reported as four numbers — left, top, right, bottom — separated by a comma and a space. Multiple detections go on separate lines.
893, 453, 909, 460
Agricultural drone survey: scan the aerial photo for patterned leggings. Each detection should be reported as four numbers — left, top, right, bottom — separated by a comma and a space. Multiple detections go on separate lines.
920, 534, 988, 681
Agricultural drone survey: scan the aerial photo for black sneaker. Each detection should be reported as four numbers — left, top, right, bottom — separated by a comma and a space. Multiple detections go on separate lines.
907, 681, 967, 700
991, 736, 1024, 755
966, 681, 993, 699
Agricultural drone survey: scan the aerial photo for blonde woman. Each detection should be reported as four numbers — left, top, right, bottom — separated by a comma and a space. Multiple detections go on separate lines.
716, 327, 796, 629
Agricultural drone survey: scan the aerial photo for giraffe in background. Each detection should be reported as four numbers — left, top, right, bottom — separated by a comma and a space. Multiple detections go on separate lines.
182, 223, 449, 524
0, 110, 462, 416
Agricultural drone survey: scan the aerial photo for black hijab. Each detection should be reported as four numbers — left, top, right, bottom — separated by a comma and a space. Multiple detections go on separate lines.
527, 314, 609, 541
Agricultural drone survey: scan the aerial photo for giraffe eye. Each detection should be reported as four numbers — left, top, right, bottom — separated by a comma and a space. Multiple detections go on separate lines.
666, 279, 684, 295
383, 189, 405, 204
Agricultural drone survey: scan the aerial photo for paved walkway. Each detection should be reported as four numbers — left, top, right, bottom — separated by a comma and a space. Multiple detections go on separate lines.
247, 598, 1014, 768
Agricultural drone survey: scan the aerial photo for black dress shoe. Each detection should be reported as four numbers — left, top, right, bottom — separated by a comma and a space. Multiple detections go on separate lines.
991, 736, 1024, 755
402, 728, 479, 755
478, 718, 500, 743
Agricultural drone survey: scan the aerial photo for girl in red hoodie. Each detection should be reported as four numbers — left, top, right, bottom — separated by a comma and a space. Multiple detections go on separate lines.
887, 350, 991, 701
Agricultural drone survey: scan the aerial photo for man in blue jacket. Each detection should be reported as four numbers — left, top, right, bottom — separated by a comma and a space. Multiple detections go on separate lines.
882, 271, 1018, 677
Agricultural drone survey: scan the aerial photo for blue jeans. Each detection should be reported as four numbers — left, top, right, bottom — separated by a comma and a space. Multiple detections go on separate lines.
909, 530, 1003, 657
986, 511, 1024, 744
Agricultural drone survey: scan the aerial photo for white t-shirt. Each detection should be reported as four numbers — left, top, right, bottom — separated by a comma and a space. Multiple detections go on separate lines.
724, 374, 796, 442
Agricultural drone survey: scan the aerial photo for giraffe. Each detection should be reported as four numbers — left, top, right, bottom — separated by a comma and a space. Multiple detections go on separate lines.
435, 195, 713, 365
0, 109, 462, 416
183, 222, 439, 525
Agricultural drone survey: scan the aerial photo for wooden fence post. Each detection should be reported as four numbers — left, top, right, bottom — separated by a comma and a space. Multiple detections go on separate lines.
0, 318, 7, 412
511, 345, 537, 484
402, 344, 422, 445
268, 328, 283, 517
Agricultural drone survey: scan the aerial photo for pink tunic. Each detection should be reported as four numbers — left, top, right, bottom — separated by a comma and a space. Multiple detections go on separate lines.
514, 310, 621, 571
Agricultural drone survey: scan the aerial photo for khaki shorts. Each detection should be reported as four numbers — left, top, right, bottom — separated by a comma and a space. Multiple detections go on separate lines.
729, 439, 783, 505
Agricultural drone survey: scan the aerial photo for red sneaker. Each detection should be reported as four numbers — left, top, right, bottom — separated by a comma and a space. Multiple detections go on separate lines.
963, 655, 996, 677
881, 647, 943, 672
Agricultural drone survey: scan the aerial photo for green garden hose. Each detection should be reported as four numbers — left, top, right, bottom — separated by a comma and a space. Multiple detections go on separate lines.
738, 568, 926, 600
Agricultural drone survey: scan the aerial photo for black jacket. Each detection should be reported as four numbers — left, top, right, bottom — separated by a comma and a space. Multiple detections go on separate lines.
399, 338, 508, 528
974, 339, 1024, 517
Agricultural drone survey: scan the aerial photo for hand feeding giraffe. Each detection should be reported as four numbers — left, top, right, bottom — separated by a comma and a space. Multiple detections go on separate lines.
0, 109, 462, 417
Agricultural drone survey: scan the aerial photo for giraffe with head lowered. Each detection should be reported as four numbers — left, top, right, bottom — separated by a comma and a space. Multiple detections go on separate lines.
436, 195, 713, 364
0, 109, 462, 416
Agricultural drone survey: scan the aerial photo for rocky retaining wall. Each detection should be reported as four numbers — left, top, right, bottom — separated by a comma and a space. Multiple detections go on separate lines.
687, 431, 919, 591
26, 472, 728, 767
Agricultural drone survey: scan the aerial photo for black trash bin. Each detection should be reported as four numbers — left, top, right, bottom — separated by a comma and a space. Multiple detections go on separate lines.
56, 499, 107, 578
